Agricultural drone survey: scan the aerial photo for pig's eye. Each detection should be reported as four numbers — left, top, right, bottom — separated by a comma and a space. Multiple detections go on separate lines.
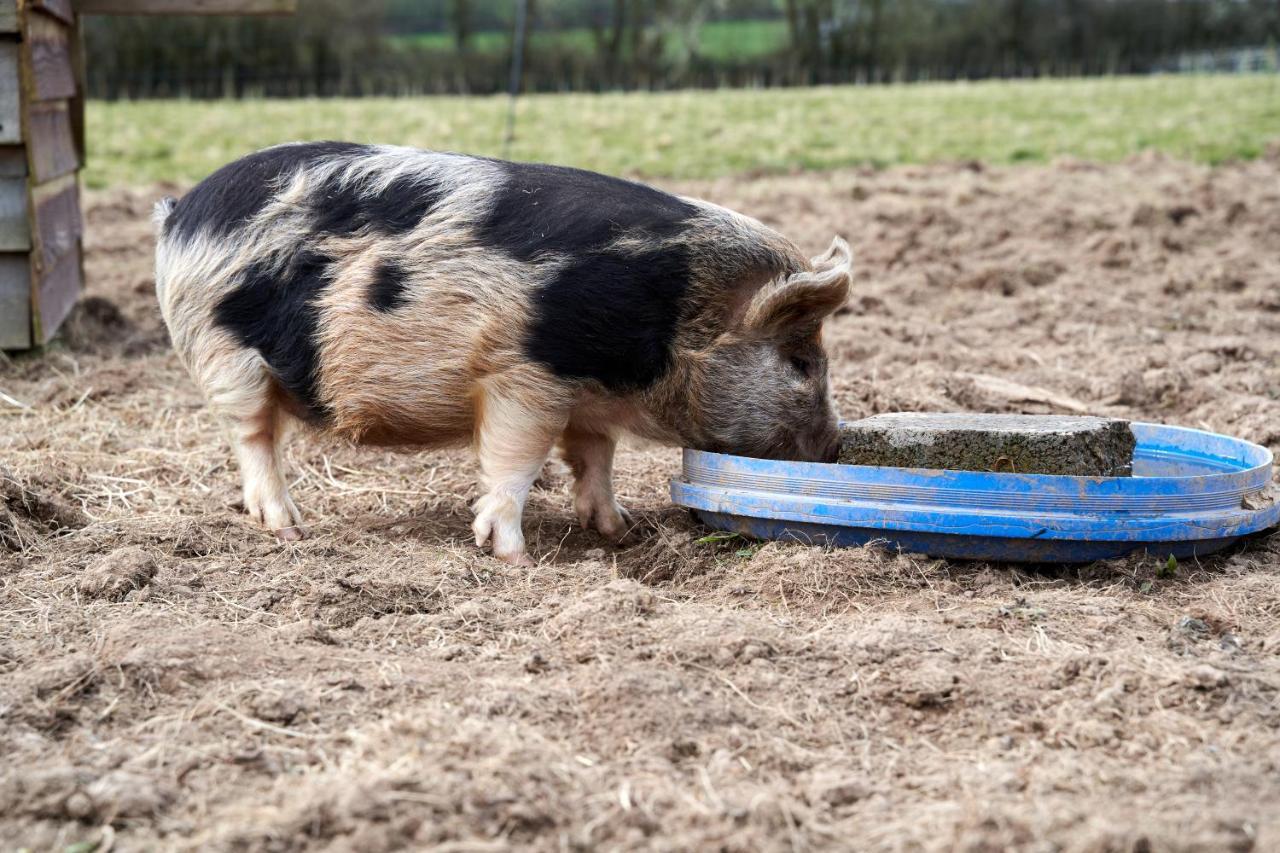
790, 355, 814, 377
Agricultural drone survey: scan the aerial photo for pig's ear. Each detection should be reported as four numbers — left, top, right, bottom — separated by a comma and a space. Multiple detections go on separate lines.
742, 237, 851, 337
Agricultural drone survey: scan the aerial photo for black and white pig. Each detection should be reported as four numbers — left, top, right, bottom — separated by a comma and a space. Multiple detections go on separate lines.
154, 143, 851, 565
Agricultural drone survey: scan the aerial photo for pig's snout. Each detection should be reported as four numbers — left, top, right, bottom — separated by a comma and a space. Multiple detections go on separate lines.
784, 415, 840, 464
807, 419, 841, 464
821, 431, 841, 464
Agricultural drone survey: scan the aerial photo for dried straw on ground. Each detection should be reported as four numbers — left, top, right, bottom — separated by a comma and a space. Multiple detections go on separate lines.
2, 153, 1279, 851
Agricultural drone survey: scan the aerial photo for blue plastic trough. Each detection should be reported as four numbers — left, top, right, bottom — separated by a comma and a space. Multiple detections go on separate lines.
670, 422, 1279, 562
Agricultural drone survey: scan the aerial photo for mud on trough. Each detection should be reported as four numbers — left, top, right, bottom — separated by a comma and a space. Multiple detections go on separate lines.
3, 153, 1280, 851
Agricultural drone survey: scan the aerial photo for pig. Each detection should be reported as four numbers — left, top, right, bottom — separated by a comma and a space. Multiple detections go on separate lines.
153, 142, 851, 565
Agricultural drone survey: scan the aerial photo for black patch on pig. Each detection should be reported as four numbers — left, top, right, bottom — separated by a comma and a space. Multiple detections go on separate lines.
213, 248, 335, 420
479, 161, 699, 388
476, 161, 697, 261
524, 246, 692, 391
311, 171, 445, 236
368, 259, 409, 312
165, 141, 368, 242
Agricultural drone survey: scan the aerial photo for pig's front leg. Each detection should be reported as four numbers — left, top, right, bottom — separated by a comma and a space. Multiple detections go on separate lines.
471, 380, 565, 566
561, 427, 633, 542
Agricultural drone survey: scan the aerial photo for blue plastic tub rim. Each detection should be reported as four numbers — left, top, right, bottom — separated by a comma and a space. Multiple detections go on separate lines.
670, 422, 1279, 546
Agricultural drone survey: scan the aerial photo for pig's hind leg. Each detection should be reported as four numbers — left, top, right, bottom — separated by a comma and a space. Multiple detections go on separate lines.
561, 428, 633, 542
230, 398, 305, 542
202, 352, 306, 541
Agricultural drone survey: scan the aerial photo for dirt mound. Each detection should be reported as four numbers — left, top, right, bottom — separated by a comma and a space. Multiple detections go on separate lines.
77, 546, 158, 600
59, 295, 134, 350
2, 157, 1279, 850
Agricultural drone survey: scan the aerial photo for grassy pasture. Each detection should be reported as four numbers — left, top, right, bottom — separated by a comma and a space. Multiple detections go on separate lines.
86, 74, 1280, 188
388, 19, 790, 61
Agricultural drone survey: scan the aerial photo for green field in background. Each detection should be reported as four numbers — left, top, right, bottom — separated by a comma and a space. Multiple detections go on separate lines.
392, 27, 593, 54
389, 19, 789, 61
86, 75, 1280, 189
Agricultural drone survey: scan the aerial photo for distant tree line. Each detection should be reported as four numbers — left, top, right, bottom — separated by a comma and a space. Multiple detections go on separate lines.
84, 0, 1280, 99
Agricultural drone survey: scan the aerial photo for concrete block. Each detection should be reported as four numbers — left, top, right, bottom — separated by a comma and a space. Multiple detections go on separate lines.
838, 413, 1136, 476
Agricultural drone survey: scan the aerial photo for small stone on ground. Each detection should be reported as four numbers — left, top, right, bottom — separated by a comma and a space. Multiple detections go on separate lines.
838, 413, 1136, 476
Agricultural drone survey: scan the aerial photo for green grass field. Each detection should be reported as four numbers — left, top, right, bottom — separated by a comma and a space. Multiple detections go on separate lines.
391, 28, 593, 55
389, 19, 789, 61
85, 75, 1280, 189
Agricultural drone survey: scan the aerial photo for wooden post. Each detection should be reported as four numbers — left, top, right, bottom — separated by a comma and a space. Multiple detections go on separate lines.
0, 2, 28, 347
0, 0, 82, 349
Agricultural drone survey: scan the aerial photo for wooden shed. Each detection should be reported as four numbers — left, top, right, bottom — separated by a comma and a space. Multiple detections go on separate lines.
0, 0, 294, 350
0, 0, 83, 349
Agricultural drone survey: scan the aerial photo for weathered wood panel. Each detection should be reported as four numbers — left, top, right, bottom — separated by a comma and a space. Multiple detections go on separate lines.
22, 12, 76, 103
29, 173, 80, 275
0, 175, 27, 249
0, 253, 30, 349
25, 100, 77, 182
0, 41, 19, 143
33, 240, 79, 344
0, 1, 16, 33
0, 145, 25, 177
74, 0, 294, 13
67, 10, 85, 159
29, 0, 76, 26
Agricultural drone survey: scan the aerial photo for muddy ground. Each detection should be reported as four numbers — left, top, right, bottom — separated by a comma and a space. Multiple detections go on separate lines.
2, 153, 1279, 851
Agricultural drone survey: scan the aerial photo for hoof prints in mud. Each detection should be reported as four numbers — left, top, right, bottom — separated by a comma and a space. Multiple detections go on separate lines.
0, 471, 87, 552
315, 574, 444, 628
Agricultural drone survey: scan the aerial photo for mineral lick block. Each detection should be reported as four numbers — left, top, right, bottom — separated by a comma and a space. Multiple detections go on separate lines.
837, 413, 1136, 476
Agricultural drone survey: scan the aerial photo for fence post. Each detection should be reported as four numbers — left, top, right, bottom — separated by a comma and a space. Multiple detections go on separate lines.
502, 0, 528, 157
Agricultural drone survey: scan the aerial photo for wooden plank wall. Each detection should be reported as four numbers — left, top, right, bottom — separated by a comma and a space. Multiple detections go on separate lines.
0, 0, 83, 348
30, 0, 75, 25
0, 0, 26, 347
25, 0, 83, 346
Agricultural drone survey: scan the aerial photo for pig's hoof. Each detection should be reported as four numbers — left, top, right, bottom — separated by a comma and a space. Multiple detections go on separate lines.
597, 504, 633, 542
473, 493, 530, 566
274, 525, 307, 542
576, 496, 634, 543
245, 492, 304, 534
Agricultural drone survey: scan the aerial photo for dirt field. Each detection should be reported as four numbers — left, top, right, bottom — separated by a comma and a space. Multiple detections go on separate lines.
3, 153, 1280, 851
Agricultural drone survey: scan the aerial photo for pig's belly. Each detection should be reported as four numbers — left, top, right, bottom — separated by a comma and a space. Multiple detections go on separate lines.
318, 365, 480, 449
343, 409, 476, 448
